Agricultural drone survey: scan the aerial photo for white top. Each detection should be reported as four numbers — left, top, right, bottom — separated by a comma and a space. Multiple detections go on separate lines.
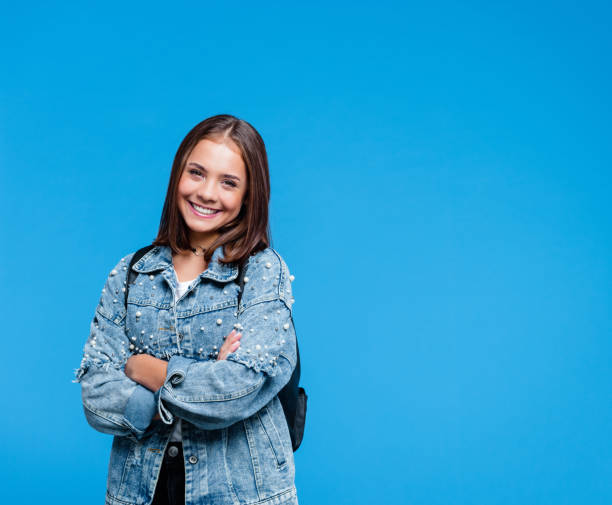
168, 275, 198, 442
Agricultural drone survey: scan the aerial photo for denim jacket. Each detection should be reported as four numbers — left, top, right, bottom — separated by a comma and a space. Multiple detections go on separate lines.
73, 244, 299, 505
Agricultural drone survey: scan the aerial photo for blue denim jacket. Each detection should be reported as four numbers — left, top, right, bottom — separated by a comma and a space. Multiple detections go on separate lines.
73, 245, 299, 505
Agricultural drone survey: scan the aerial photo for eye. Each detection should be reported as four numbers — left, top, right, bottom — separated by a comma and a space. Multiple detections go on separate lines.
189, 169, 202, 177
223, 180, 238, 188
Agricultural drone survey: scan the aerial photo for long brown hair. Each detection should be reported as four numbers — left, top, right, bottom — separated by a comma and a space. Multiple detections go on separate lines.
152, 114, 272, 266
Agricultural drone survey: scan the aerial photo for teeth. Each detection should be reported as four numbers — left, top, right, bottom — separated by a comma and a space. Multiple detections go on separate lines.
191, 202, 220, 215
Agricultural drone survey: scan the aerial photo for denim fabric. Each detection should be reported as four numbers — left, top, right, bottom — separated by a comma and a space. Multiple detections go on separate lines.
74, 245, 299, 505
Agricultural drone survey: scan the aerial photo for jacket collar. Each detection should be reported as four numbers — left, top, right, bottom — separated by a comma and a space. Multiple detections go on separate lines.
132, 244, 239, 283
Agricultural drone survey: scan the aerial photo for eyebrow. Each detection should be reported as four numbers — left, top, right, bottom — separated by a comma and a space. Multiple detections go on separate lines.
187, 162, 241, 181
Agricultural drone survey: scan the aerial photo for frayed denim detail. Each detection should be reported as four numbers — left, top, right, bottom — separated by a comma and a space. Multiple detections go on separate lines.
72, 362, 90, 383
157, 348, 180, 361
226, 353, 282, 377
72, 358, 124, 383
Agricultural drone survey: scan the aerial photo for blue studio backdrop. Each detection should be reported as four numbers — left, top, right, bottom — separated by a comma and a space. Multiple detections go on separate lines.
1, 1, 610, 504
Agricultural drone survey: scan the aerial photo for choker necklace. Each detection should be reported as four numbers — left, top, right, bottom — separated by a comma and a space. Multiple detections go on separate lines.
190, 245, 208, 256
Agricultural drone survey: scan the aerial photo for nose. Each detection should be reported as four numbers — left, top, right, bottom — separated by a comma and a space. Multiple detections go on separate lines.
198, 177, 218, 204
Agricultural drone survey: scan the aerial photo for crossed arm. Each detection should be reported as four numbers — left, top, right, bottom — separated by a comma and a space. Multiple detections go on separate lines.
77, 250, 296, 438
124, 330, 242, 421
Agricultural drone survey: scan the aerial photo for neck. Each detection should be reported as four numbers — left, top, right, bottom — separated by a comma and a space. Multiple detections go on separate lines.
189, 232, 220, 252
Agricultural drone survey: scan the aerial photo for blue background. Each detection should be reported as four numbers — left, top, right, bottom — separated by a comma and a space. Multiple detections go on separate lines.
1, 1, 610, 504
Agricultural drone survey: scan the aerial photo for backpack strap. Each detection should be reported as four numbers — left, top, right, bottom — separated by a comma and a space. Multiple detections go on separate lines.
124, 245, 156, 312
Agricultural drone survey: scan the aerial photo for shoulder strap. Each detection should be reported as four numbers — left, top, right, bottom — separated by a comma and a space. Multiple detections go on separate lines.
124, 245, 156, 312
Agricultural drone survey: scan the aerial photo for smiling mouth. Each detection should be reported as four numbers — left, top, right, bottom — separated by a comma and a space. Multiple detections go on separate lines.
189, 201, 222, 216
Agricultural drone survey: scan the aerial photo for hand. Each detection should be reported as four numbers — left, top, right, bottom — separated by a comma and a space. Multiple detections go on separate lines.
217, 329, 242, 360
125, 354, 168, 392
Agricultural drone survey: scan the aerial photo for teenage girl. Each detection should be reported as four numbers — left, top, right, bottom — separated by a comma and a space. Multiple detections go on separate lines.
75, 114, 299, 505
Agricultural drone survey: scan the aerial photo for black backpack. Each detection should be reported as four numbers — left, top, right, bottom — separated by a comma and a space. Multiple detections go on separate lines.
125, 245, 307, 452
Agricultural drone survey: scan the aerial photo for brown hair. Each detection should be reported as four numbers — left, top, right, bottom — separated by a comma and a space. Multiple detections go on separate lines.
152, 114, 272, 266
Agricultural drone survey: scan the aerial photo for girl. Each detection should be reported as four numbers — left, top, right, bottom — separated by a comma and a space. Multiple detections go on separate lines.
74, 114, 299, 505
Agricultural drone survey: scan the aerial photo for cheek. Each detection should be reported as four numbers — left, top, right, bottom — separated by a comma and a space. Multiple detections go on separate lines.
234, 195, 247, 213
177, 178, 190, 196
177, 179, 200, 202
220, 193, 243, 212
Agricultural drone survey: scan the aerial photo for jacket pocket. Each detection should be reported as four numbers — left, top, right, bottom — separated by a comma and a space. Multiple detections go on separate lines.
257, 404, 287, 467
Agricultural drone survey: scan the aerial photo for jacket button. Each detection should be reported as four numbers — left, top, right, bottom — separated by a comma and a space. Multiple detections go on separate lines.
188, 455, 198, 464
167, 445, 179, 457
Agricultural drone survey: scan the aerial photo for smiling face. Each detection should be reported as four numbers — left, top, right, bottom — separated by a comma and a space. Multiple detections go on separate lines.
177, 137, 248, 250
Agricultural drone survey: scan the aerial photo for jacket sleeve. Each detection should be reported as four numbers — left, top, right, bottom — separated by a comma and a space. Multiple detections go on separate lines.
73, 253, 159, 441
156, 250, 298, 431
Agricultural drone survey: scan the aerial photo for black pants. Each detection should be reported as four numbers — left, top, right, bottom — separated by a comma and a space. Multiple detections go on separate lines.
152, 442, 185, 505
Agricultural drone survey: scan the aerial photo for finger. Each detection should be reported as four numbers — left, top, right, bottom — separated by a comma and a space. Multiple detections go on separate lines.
229, 330, 242, 342
218, 341, 230, 360
222, 337, 240, 354
223, 333, 241, 350
218, 338, 241, 361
